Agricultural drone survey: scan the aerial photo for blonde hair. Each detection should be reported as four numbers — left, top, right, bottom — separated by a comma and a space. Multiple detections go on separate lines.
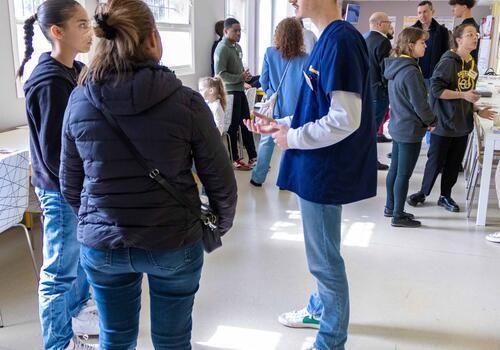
199, 76, 227, 112
80, 0, 156, 84
393, 27, 429, 57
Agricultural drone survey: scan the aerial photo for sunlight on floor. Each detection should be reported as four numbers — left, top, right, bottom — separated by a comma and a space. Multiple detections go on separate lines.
196, 325, 282, 350
342, 222, 375, 248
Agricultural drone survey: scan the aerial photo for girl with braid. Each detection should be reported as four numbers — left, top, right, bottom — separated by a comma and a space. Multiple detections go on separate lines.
18, 1, 98, 349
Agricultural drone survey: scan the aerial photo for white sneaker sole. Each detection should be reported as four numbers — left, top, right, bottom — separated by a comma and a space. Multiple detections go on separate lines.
277, 315, 320, 329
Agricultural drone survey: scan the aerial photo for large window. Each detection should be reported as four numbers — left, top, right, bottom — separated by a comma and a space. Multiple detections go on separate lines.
145, 0, 194, 74
8, 0, 195, 97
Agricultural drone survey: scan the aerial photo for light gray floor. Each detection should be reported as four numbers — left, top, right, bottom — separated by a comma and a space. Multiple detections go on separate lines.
1, 142, 500, 350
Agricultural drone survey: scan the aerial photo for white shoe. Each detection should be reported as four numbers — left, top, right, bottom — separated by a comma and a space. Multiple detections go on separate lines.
278, 307, 320, 329
486, 232, 500, 243
64, 335, 99, 350
72, 301, 99, 336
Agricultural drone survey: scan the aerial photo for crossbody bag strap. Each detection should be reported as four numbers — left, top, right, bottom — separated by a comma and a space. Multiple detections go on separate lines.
99, 105, 205, 221
275, 60, 291, 95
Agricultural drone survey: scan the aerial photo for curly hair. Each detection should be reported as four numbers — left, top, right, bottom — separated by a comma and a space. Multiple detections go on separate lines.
274, 18, 306, 60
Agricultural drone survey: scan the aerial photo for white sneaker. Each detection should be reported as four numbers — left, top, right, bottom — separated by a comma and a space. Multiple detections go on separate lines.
72, 301, 100, 336
486, 232, 500, 243
64, 335, 99, 350
278, 307, 320, 329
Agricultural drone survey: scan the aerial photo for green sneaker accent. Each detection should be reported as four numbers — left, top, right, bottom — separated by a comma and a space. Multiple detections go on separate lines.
302, 315, 320, 325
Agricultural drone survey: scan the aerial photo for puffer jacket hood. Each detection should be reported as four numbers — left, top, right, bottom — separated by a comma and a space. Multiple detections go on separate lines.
84, 61, 182, 116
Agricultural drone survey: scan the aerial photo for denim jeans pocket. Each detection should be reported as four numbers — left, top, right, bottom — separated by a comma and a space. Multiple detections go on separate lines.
147, 241, 203, 272
80, 244, 112, 270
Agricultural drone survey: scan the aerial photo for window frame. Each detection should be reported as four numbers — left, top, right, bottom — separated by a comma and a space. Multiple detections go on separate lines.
7, 0, 196, 99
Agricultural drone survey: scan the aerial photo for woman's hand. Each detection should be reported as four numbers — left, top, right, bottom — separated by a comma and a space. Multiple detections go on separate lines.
462, 90, 481, 103
478, 106, 497, 120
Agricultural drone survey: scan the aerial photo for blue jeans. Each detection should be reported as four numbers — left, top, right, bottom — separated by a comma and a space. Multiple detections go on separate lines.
80, 241, 204, 350
35, 188, 90, 350
385, 141, 422, 217
251, 133, 277, 184
298, 197, 349, 350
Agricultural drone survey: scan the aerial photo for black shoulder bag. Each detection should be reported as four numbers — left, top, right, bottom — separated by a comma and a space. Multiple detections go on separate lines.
99, 107, 222, 253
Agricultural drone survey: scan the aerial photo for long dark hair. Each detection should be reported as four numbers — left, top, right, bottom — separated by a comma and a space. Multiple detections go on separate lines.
81, 0, 156, 84
16, 0, 81, 78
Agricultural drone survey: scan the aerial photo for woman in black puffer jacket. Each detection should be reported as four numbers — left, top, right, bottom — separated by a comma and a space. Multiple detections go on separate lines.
59, 0, 237, 348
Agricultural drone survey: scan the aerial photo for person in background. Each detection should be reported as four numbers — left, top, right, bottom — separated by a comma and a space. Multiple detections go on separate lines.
301, 19, 318, 54
407, 23, 495, 212
214, 18, 257, 170
250, 17, 309, 187
60, 0, 237, 348
413, 0, 450, 145
17, 0, 99, 349
211, 20, 225, 76
384, 27, 436, 228
450, 0, 480, 62
199, 76, 227, 135
245, 0, 377, 347
364, 12, 392, 170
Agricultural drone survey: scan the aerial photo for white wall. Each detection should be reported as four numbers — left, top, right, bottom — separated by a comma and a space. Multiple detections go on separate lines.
0, 0, 225, 132
352, 1, 492, 36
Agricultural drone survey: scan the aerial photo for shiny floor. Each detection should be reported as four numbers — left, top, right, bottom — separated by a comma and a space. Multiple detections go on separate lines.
1, 142, 500, 350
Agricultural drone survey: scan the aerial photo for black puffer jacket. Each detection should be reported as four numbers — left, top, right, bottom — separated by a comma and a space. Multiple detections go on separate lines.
60, 62, 237, 250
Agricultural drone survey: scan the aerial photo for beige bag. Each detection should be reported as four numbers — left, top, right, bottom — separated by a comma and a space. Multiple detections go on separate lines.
259, 60, 291, 119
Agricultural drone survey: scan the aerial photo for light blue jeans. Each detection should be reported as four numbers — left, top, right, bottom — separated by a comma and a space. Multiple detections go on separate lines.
36, 188, 90, 350
298, 196, 349, 350
251, 133, 277, 185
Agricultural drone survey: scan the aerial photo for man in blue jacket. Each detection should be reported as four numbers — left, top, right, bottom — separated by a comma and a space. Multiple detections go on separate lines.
246, 0, 377, 348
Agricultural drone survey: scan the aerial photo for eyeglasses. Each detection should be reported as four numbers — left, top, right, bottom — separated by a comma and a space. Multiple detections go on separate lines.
380, 21, 391, 24
463, 33, 480, 39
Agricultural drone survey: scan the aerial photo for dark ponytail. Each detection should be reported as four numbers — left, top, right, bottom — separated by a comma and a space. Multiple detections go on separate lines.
16, 0, 80, 78
16, 14, 37, 78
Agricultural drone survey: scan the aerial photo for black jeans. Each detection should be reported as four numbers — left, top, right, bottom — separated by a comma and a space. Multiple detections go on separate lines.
420, 133, 469, 197
227, 91, 257, 161
386, 141, 422, 217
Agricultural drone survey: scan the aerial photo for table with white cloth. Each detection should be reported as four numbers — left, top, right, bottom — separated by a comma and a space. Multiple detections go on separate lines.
474, 76, 500, 225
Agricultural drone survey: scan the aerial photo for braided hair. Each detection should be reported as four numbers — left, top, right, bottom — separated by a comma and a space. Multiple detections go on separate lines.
16, 0, 80, 78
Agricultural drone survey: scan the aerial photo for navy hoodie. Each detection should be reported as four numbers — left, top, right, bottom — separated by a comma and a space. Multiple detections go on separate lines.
24, 52, 83, 191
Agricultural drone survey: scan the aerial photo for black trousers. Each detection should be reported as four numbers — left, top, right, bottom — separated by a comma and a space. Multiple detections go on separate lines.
227, 91, 257, 161
420, 133, 469, 197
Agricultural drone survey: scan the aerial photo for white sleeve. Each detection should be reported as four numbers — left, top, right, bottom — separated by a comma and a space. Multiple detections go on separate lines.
287, 91, 362, 150
215, 104, 225, 136
276, 116, 293, 127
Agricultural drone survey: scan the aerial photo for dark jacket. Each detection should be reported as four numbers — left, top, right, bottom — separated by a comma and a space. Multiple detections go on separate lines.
412, 18, 450, 79
384, 56, 435, 143
60, 62, 238, 250
430, 50, 478, 137
24, 52, 83, 191
211, 38, 222, 76
364, 31, 392, 99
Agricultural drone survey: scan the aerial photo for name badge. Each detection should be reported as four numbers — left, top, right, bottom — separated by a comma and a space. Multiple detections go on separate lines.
469, 70, 478, 80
